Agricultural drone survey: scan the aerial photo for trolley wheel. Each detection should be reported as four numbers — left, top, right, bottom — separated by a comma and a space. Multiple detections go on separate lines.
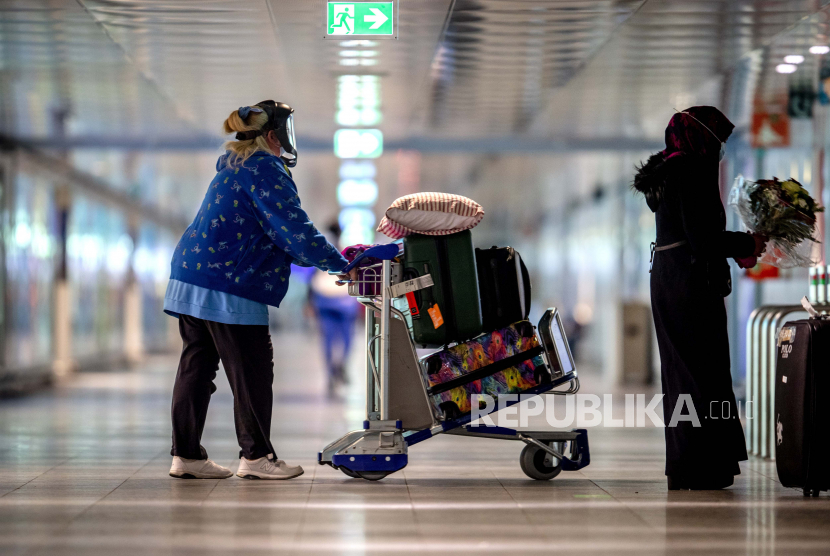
520, 443, 563, 481
356, 471, 390, 481
340, 467, 360, 479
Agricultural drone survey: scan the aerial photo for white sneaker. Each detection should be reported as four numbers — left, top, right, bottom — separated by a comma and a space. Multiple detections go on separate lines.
236, 456, 304, 480
169, 456, 233, 479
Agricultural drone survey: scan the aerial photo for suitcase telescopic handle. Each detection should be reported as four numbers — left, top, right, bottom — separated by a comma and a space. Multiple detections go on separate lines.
422, 263, 430, 306
402, 266, 424, 312
520, 256, 531, 318
490, 259, 503, 317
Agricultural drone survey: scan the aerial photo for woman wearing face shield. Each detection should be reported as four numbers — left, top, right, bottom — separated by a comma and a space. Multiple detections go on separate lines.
633, 107, 766, 490
163, 101, 353, 480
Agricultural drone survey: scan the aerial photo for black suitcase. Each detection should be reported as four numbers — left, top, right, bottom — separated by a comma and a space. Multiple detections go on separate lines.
774, 316, 830, 496
475, 246, 531, 331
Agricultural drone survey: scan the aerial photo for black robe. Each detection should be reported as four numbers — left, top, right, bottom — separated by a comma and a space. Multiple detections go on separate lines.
635, 153, 754, 478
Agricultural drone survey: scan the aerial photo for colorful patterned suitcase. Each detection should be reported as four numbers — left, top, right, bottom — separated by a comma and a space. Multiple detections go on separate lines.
422, 320, 551, 419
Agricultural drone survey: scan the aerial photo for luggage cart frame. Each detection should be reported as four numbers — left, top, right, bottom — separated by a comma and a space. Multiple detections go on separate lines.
318, 251, 590, 480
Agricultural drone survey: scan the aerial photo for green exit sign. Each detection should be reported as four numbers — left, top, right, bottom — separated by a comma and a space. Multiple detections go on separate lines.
326, 2, 396, 38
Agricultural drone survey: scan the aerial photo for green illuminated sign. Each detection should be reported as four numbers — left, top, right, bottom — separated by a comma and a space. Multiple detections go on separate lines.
334, 129, 383, 159
337, 75, 382, 126
327, 2, 394, 36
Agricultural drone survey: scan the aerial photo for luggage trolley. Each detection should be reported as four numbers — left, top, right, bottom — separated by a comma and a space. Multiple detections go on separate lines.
318, 245, 590, 481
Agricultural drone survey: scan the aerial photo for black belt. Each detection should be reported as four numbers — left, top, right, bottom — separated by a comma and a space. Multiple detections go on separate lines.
649, 240, 688, 272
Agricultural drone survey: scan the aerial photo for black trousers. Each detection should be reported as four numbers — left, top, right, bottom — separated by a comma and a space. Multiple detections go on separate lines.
651, 248, 747, 479
171, 315, 277, 461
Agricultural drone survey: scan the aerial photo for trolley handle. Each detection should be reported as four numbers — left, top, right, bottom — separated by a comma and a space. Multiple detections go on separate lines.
538, 308, 578, 380
328, 244, 401, 276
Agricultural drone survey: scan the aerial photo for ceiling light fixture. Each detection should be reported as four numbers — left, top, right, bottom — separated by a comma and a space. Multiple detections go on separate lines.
336, 108, 361, 126
776, 63, 798, 74
784, 54, 805, 64
339, 207, 376, 229
339, 161, 377, 180
337, 179, 379, 206
810, 45, 830, 55
340, 40, 377, 47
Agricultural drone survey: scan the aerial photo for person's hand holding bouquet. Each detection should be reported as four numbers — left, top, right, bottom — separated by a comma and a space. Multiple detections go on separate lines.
729, 176, 824, 268
734, 233, 769, 269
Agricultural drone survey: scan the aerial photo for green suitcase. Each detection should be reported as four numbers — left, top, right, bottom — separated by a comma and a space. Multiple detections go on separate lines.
402, 231, 483, 347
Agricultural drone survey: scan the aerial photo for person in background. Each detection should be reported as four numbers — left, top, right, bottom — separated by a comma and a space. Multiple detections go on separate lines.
562, 313, 584, 362
633, 106, 766, 490
306, 222, 359, 398
163, 101, 352, 480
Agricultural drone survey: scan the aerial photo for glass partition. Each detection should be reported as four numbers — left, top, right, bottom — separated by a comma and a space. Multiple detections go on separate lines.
67, 196, 129, 362
3, 170, 57, 370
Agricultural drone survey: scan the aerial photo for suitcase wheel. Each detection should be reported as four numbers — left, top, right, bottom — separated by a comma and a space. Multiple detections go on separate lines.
519, 442, 563, 481
803, 488, 821, 497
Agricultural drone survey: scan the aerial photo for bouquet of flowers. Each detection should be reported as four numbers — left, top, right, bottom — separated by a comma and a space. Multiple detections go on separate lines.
729, 175, 824, 268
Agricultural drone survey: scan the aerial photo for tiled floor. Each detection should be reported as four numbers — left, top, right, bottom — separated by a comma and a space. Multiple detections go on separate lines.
1, 332, 829, 555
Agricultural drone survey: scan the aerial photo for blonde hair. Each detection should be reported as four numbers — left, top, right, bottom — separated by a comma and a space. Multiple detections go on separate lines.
222, 107, 275, 167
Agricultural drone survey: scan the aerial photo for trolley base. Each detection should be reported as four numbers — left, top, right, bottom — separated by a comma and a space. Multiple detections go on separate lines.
318, 420, 409, 480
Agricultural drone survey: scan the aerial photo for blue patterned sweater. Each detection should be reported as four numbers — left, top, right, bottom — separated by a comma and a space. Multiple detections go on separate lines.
169, 151, 349, 307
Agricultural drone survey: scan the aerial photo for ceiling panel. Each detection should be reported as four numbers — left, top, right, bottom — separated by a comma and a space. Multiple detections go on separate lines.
2, 0, 830, 149
529, 0, 830, 140
0, 1, 200, 139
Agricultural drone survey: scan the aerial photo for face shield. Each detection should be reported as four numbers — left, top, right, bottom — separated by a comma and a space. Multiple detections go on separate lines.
283, 114, 296, 165
256, 100, 297, 167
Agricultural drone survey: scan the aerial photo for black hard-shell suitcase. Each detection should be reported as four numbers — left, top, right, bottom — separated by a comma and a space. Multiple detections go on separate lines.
475, 246, 531, 331
402, 231, 484, 347
774, 316, 830, 496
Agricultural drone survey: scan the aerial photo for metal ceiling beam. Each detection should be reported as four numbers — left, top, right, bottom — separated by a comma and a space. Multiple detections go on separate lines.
5, 134, 226, 151
0, 137, 191, 233
385, 135, 663, 152
4, 134, 663, 153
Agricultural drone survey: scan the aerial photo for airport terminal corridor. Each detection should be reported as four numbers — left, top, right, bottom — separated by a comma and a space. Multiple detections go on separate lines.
1, 333, 829, 555
6, 0, 830, 554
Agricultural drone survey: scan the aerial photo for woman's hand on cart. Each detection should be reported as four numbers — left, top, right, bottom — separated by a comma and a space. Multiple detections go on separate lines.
335, 268, 359, 286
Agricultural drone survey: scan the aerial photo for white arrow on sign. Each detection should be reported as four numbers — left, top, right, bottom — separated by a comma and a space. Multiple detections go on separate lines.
364, 7, 388, 29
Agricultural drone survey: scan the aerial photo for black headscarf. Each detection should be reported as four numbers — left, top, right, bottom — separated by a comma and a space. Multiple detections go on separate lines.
663, 106, 734, 159
633, 106, 734, 212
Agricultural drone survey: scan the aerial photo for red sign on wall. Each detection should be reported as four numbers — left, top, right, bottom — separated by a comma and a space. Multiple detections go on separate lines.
746, 263, 780, 281
750, 112, 790, 148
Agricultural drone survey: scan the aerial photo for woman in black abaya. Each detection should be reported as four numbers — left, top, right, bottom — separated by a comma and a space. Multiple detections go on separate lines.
633, 107, 766, 490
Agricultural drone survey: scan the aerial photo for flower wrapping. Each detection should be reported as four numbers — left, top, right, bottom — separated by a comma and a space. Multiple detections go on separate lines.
729, 175, 824, 268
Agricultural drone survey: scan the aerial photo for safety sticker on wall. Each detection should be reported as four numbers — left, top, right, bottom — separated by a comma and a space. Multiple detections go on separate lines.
427, 304, 444, 329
